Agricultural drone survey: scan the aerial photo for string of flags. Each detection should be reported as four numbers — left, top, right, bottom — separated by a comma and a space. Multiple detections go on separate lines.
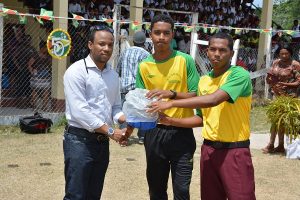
0, 7, 299, 36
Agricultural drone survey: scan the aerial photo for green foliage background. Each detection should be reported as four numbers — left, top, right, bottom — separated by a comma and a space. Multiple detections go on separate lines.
273, 0, 300, 29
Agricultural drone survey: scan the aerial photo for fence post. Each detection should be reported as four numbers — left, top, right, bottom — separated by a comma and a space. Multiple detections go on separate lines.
256, 0, 273, 98
112, 4, 121, 68
231, 39, 240, 66
0, 3, 3, 103
51, 0, 68, 112
264, 28, 272, 99
190, 12, 198, 59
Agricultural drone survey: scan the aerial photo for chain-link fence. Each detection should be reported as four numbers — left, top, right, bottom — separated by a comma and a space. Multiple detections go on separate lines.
1, 8, 300, 124
196, 43, 271, 98
0, 16, 89, 124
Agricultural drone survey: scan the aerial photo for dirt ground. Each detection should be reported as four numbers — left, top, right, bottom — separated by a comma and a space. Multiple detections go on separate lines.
0, 126, 299, 200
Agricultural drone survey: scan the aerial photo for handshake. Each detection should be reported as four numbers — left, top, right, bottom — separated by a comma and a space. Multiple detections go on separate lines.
109, 125, 134, 146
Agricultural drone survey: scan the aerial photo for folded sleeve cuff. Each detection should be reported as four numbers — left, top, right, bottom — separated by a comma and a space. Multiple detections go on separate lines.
113, 112, 124, 124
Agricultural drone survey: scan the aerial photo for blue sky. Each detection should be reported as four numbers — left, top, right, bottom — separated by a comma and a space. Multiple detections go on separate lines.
253, 0, 263, 7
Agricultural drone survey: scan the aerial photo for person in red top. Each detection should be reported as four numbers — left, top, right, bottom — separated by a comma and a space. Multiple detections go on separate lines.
236, 56, 248, 70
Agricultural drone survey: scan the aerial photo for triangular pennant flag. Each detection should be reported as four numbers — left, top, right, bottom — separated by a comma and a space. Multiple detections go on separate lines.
0, 9, 7, 17
195, 26, 201, 31
203, 24, 208, 33
2, 8, 18, 15
89, 17, 96, 22
19, 14, 27, 24
40, 8, 53, 21
235, 28, 242, 35
259, 29, 272, 36
35, 15, 44, 25
210, 27, 217, 34
71, 13, 84, 28
263, 29, 270, 33
145, 23, 151, 30
284, 30, 296, 36
72, 13, 84, 21
72, 19, 79, 28
131, 21, 141, 31
105, 18, 114, 26
184, 26, 193, 32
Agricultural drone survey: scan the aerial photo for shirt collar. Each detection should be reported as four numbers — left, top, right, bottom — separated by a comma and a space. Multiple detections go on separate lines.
85, 54, 112, 72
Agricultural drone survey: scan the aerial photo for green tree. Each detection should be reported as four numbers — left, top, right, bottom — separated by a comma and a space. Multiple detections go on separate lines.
273, 0, 300, 29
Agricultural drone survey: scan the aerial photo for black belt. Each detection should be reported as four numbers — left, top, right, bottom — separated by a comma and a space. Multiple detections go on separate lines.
65, 125, 109, 142
203, 139, 250, 149
156, 124, 190, 131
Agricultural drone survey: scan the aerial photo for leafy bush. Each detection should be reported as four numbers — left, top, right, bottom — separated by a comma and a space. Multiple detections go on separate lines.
266, 96, 300, 142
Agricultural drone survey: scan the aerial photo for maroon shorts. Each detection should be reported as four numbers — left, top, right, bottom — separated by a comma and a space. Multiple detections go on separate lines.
200, 144, 256, 200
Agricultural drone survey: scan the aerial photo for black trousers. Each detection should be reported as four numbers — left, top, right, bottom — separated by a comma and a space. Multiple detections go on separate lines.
144, 125, 196, 200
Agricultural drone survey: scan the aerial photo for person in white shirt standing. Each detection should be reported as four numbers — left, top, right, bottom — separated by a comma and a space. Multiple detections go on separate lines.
68, 0, 82, 14
63, 24, 132, 200
292, 19, 300, 43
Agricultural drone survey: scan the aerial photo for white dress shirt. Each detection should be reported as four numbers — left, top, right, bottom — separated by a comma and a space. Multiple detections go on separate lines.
69, 3, 82, 13
64, 55, 123, 132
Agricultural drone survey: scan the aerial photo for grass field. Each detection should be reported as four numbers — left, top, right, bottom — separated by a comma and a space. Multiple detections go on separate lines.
0, 107, 299, 200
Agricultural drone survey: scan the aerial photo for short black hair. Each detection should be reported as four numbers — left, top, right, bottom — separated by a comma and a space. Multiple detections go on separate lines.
88, 22, 114, 43
279, 43, 293, 55
209, 32, 233, 50
150, 14, 174, 31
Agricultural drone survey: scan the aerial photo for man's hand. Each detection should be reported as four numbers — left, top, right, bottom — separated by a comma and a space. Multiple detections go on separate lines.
118, 138, 128, 147
147, 101, 173, 113
118, 115, 126, 124
124, 125, 134, 138
118, 126, 134, 147
110, 128, 126, 142
146, 89, 173, 101
158, 113, 172, 126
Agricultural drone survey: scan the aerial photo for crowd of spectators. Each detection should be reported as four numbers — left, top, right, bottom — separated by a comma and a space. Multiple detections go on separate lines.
66, 0, 258, 27
18, 0, 261, 52
64, 0, 261, 59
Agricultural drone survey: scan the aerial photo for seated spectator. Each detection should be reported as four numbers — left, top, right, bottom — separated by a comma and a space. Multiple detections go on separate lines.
86, 0, 99, 10
99, 0, 113, 13
178, 32, 191, 54
82, 7, 100, 26
70, 27, 89, 63
69, 0, 82, 14
79, 0, 87, 14
291, 20, 300, 43
236, 56, 248, 70
28, 41, 52, 111
99, 6, 112, 20
12, 25, 33, 108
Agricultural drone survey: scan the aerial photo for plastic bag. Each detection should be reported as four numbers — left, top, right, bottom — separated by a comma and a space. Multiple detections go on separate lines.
286, 137, 300, 159
123, 88, 158, 130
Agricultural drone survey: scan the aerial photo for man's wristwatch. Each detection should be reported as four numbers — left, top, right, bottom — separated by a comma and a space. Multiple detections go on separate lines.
169, 90, 177, 99
107, 127, 115, 136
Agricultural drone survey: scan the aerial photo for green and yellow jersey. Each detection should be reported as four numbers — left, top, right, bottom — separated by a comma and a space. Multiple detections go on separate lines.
199, 66, 252, 142
136, 50, 199, 119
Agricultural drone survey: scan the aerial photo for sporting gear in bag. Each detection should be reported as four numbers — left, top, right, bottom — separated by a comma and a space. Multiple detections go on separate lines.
19, 112, 53, 134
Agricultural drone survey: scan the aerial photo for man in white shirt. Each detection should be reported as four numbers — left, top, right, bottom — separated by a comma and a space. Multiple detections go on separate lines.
178, 32, 191, 54
68, 0, 81, 13
63, 24, 131, 200
292, 19, 300, 42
